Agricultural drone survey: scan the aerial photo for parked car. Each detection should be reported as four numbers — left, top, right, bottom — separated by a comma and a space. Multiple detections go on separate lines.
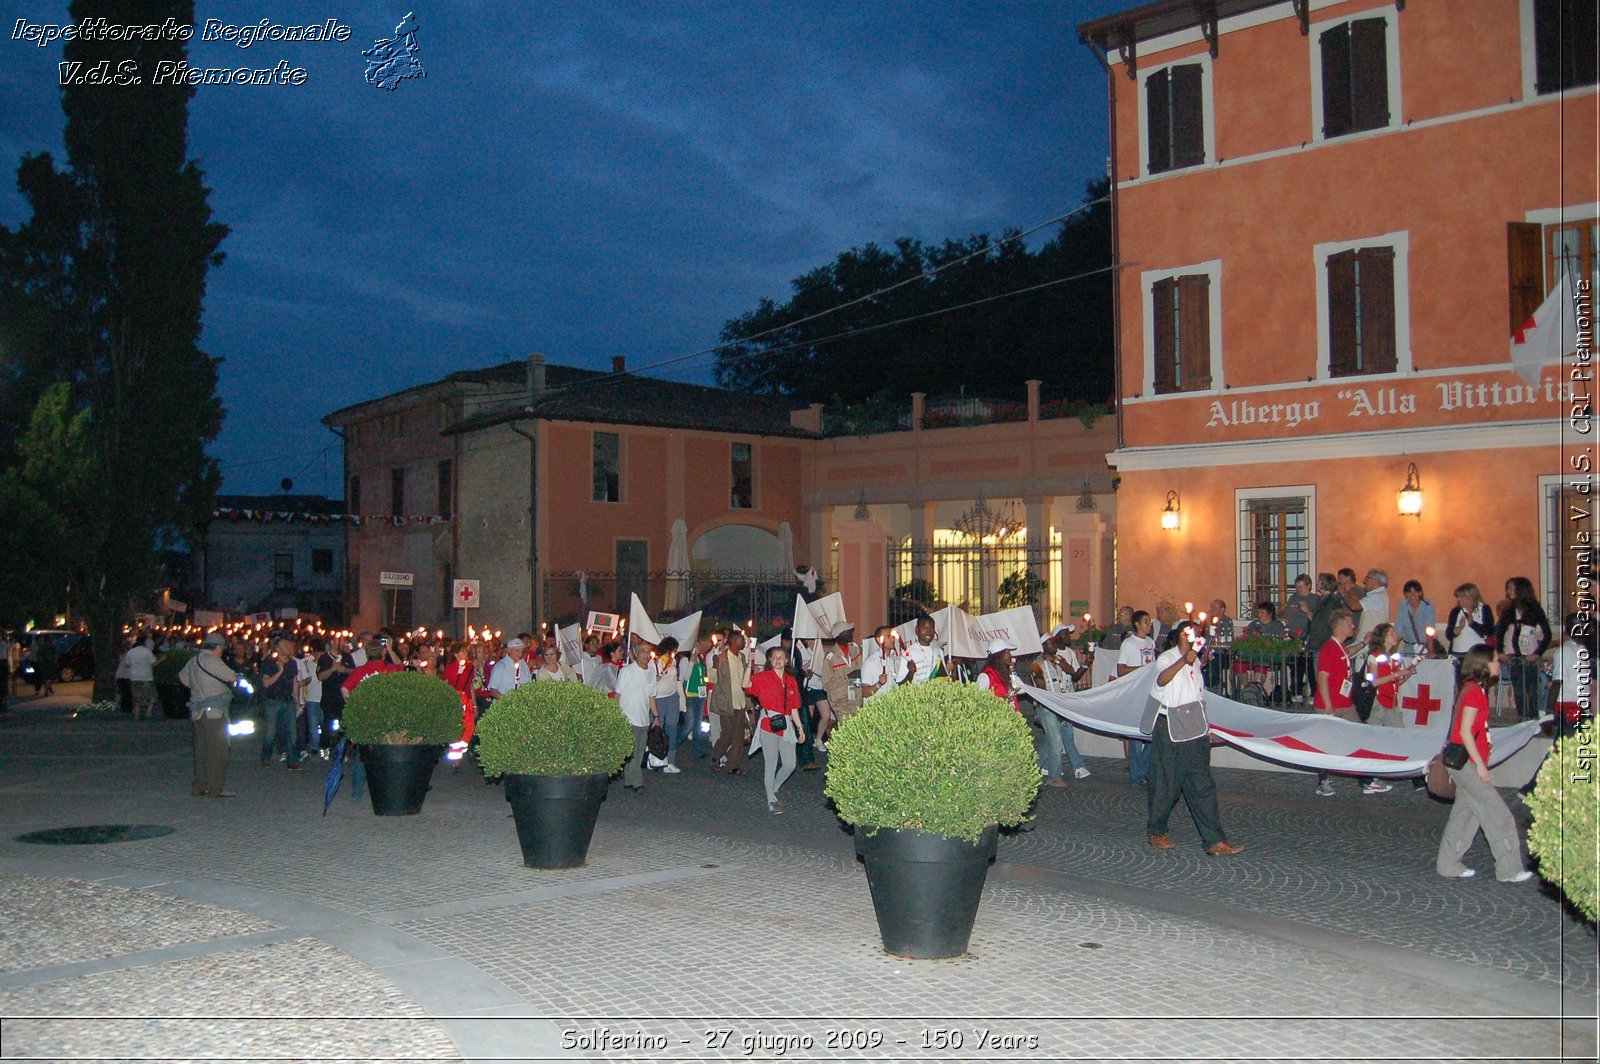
20, 630, 96, 684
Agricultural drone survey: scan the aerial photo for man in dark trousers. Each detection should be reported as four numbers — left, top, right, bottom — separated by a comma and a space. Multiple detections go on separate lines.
258, 634, 303, 770
1143, 620, 1245, 857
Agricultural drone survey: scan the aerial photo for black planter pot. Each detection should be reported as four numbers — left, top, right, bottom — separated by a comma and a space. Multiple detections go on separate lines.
503, 773, 610, 868
854, 824, 999, 959
360, 744, 445, 816
156, 683, 189, 719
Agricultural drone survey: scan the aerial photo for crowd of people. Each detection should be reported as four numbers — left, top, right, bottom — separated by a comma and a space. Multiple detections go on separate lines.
83, 563, 1583, 882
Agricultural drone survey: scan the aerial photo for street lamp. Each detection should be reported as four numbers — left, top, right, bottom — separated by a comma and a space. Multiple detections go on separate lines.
1161, 491, 1182, 531
1398, 463, 1423, 517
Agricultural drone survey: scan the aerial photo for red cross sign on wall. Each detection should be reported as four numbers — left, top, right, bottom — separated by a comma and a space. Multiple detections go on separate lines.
453, 579, 480, 609
1402, 684, 1442, 727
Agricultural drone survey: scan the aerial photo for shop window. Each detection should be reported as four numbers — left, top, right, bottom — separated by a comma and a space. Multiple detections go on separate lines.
1326, 247, 1397, 377
1144, 62, 1206, 175
1151, 275, 1212, 394
1315, 15, 1394, 139
731, 443, 754, 509
1533, 0, 1598, 94
593, 432, 621, 503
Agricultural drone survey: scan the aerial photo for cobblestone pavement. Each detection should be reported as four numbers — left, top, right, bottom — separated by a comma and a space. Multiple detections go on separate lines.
0, 693, 1594, 1063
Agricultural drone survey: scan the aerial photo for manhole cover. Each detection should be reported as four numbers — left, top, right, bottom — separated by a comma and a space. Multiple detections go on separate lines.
16, 825, 175, 846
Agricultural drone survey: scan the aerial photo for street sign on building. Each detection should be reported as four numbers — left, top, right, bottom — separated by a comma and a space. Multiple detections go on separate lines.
452, 579, 480, 609
379, 571, 414, 587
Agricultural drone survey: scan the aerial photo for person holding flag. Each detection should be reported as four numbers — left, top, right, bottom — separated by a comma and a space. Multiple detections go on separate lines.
903, 614, 947, 684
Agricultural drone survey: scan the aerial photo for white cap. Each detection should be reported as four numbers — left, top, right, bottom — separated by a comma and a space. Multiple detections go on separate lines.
1051, 623, 1076, 638
505, 637, 526, 650
984, 637, 1016, 656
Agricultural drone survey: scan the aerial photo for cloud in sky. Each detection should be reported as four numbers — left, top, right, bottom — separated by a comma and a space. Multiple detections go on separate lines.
0, 0, 1123, 495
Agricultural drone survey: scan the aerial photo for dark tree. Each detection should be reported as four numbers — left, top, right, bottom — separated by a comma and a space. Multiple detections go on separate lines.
714, 179, 1113, 407
0, 0, 227, 696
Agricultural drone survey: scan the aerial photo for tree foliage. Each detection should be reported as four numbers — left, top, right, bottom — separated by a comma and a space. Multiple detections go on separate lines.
715, 179, 1112, 406
0, 0, 226, 694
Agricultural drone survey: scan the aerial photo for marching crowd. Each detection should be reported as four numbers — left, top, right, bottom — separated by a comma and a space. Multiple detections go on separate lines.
92, 560, 1584, 881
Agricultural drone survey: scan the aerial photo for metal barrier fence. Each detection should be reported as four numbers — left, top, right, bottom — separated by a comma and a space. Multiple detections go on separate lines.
1199, 649, 1315, 711
541, 569, 825, 636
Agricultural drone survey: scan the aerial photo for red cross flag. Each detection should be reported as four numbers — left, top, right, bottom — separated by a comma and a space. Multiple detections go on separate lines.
452, 579, 480, 609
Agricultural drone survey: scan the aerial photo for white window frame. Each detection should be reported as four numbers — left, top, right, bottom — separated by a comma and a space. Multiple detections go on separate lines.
1312, 230, 1412, 382
1140, 258, 1225, 398
1540, 472, 1586, 626
1309, 7, 1403, 143
1235, 484, 1317, 613
1138, 53, 1216, 178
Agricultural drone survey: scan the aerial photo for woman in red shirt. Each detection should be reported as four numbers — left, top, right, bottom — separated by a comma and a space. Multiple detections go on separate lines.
1434, 645, 1533, 883
745, 646, 805, 814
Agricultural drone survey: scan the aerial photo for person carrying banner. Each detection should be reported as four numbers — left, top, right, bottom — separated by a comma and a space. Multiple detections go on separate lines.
975, 638, 1019, 712
615, 639, 658, 792
1144, 621, 1245, 857
903, 614, 946, 684
1434, 645, 1533, 883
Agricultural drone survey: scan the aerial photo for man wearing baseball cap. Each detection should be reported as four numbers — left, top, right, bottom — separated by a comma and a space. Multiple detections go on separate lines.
975, 637, 1019, 711
180, 633, 239, 798
484, 637, 531, 701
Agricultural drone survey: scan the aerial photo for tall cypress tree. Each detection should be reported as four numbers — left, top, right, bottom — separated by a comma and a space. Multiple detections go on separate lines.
0, 0, 227, 695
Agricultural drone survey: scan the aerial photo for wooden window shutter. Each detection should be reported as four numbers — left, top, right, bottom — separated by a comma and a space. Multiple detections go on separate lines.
1170, 64, 1205, 168
1326, 250, 1358, 377
1356, 247, 1396, 374
1507, 222, 1545, 335
1319, 24, 1353, 138
1146, 68, 1172, 174
1177, 275, 1212, 389
1349, 18, 1390, 132
1152, 278, 1178, 394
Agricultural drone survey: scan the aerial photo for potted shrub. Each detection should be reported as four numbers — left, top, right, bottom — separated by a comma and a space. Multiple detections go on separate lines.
153, 649, 196, 719
824, 682, 1040, 958
343, 671, 462, 816
1525, 734, 1598, 923
476, 680, 634, 868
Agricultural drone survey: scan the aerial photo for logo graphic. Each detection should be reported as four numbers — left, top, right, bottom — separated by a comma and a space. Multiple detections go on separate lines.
362, 12, 425, 90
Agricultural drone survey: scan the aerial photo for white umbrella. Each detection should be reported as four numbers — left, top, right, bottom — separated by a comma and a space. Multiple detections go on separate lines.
776, 521, 795, 577
666, 518, 689, 610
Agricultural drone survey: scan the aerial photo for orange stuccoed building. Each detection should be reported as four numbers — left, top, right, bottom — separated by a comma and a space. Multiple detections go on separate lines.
1079, 0, 1596, 622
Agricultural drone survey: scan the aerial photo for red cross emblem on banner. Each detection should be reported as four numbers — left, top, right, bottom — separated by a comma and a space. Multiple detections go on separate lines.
1402, 684, 1442, 726
459, 585, 474, 602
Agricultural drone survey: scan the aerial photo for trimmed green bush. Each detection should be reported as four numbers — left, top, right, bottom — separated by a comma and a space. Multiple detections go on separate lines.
1526, 730, 1599, 922
343, 671, 463, 745
152, 649, 195, 686
476, 679, 634, 778
825, 681, 1041, 843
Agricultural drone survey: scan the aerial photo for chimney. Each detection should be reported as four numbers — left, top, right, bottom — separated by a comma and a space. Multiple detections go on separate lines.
612, 355, 626, 374
526, 352, 546, 398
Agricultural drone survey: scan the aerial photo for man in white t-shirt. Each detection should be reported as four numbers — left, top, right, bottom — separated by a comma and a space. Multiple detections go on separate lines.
296, 647, 326, 758
1143, 620, 1244, 856
1355, 569, 1391, 641
902, 614, 946, 683
485, 638, 531, 699
126, 637, 157, 720
1117, 611, 1158, 785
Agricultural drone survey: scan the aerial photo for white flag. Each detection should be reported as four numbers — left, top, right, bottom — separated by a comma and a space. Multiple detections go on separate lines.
627, 593, 663, 644
1510, 271, 1579, 387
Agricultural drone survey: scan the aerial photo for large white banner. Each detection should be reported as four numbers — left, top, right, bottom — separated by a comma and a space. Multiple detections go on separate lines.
625, 594, 701, 648
894, 604, 1043, 659
792, 593, 846, 640
1023, 663, 1544, 778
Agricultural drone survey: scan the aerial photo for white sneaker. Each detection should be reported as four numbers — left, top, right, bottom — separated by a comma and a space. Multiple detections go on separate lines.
661, 763, 681, 774
1073, 767, 1091, 780
1315, 781, 1336, 797
1451, 868, 1477, 878
646, 754, 666, 770
1362, 780, 1394, 795
1506, 870, 1535, 883
816, 740, 828, 753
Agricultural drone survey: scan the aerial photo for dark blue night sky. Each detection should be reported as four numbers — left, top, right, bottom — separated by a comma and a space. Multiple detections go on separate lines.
0, 2, 1126, 496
